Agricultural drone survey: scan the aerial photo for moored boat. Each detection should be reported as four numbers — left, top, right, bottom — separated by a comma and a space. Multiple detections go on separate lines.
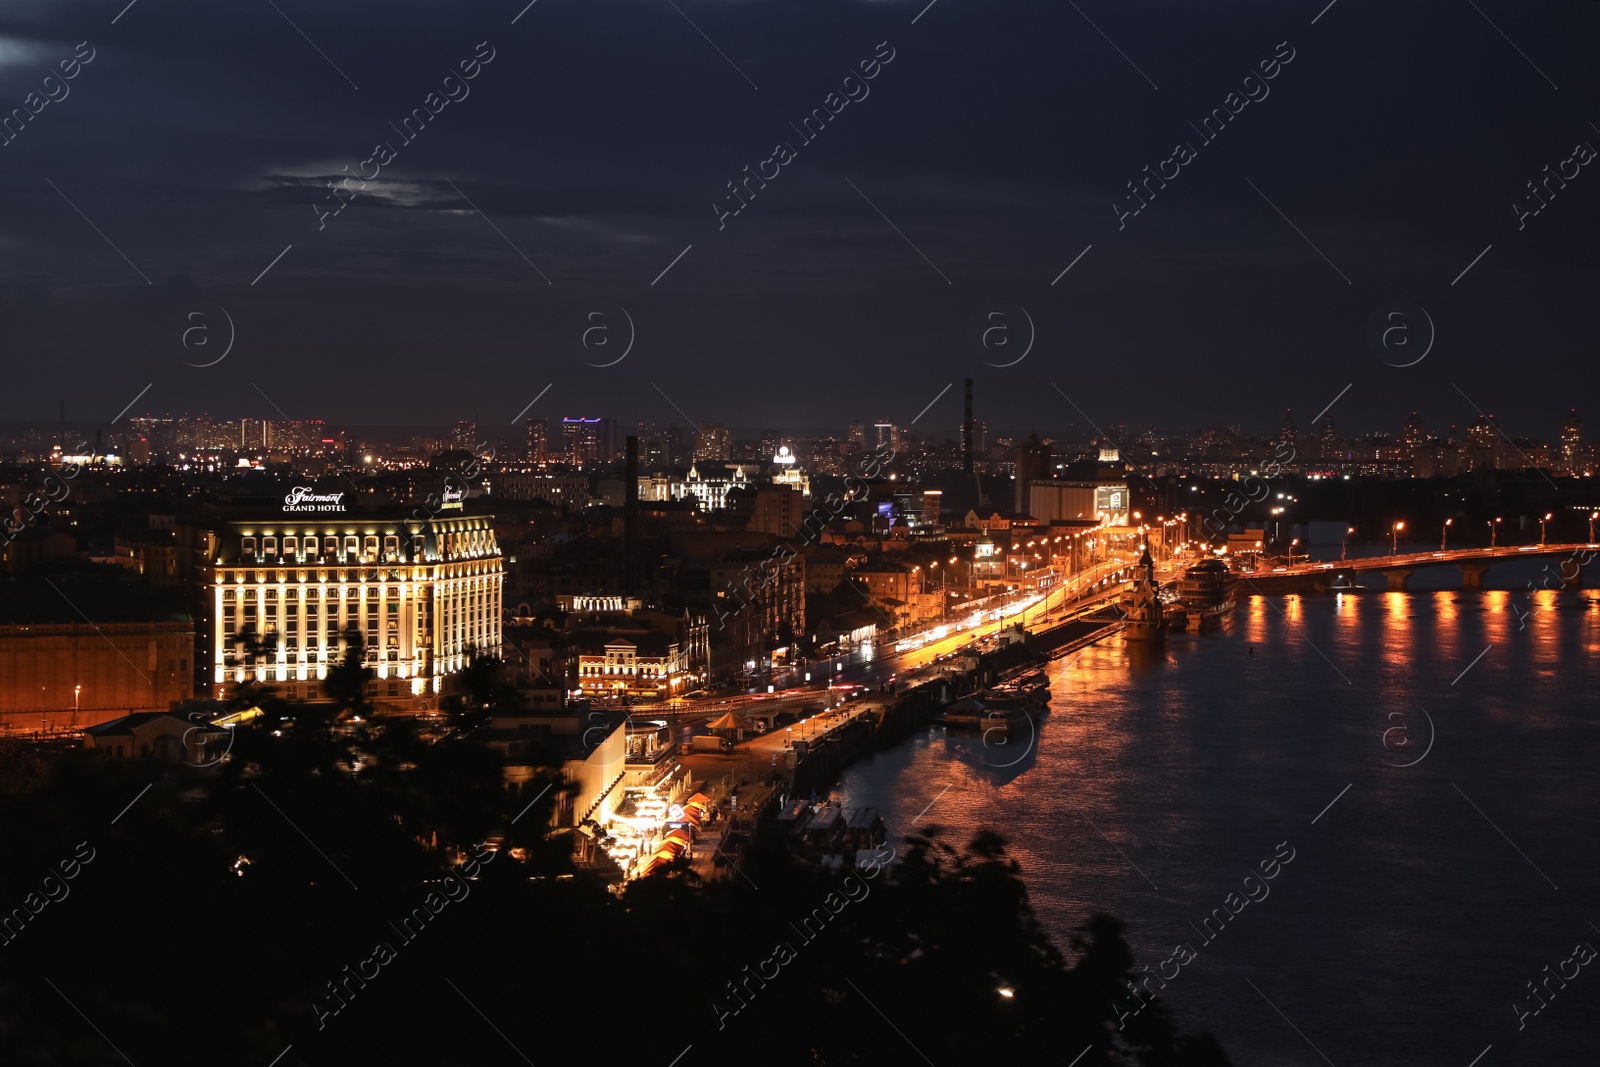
1179, 558, 1237, 630
945, 677, 1046, 732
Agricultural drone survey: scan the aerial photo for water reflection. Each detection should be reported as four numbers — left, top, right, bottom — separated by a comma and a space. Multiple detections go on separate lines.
1124, 637, 1166, 674
836, 575, 1600, 1066
942, 716, 1042, 786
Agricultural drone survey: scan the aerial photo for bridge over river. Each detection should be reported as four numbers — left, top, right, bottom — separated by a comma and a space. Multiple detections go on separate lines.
1237, 543, 1598, 593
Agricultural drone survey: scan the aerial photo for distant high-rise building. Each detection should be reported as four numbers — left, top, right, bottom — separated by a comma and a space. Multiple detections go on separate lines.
1014, 433, 1052, 515
1276, 411, 1298, 452
962, 378, 974, 475
663, 423, 683, 468
562, 417, 615, 466
451, 420, 478, 453
873, 420, 896, 453
1466, 415, 1498, 470
239, 418, 268, 451
1401, 412, 1425, 460
693, 422, 733, 462
128, 417, 179, 460
526, 417, 548, 463
1317, 418, 1341, 461
847, 420, 866, 453
1560, 409, 1584, 475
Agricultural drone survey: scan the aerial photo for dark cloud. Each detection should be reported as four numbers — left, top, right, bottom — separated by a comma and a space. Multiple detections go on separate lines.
0, 0, 1597, 439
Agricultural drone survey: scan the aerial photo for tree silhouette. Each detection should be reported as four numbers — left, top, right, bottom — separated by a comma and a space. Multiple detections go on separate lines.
443, 646, 522, 731
322, 627, 373, 722
0, 702, 1232, 1067
228, 622, 279, 709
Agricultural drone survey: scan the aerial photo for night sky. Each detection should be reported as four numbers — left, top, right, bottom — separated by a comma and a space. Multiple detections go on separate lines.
1, 0, 1597, 438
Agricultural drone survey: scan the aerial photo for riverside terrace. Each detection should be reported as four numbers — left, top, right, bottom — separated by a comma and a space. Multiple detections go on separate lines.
1237, 543, 1598, 592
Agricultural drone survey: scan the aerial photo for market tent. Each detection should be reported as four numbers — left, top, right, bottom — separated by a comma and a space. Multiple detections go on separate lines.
706, 712, 758, 737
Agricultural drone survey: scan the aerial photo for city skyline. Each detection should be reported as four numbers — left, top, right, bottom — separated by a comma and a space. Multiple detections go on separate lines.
0, 399, 1591, 451
3, 2, 1599, 1064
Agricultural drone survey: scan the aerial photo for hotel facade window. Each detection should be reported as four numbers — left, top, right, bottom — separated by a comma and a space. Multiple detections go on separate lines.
202, 515, 503, 708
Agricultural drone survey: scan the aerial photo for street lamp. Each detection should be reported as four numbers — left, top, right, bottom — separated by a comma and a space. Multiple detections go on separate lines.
74, 684, 81, 711
1342, 525, 1354, 562
1391, 520, 1405, 555
1488, 516, 1501, 549
1441, 517, 1452, 552
1540, 512, 1553, 546
1590, 511, 1598, 544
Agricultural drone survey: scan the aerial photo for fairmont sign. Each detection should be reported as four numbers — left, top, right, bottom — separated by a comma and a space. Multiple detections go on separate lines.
283, 487, 347, 513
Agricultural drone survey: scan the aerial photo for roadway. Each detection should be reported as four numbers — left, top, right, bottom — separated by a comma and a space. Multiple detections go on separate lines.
623, 547, 1196, 741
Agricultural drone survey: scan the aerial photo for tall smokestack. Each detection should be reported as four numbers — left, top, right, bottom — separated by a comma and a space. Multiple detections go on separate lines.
624, 434, 639, 562
963, 378, 974, 476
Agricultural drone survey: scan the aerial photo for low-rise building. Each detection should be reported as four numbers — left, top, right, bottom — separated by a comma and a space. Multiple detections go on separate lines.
82, 710, 229, 763
485, 709, 628, 829
570, 608, 709, 700
0, 568, 195, 733
802, 550, 858, 593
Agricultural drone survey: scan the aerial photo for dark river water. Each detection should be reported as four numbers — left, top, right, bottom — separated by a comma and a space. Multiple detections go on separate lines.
835, 558, 1600, 1066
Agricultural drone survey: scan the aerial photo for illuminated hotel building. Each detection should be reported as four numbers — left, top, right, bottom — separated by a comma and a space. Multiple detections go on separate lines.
201, 509, 503, 706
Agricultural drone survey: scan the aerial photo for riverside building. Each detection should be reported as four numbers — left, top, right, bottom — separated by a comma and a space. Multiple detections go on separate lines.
199, 502, 503, 709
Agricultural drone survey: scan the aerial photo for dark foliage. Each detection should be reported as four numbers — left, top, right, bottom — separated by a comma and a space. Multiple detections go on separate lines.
0, 726, 1228, 1066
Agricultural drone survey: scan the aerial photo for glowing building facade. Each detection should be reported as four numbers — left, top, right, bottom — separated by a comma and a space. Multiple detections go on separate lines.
202, 512, 503, 707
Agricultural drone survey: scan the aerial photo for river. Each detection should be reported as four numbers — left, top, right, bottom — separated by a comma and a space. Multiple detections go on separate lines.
835, 558, 1600, 1066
